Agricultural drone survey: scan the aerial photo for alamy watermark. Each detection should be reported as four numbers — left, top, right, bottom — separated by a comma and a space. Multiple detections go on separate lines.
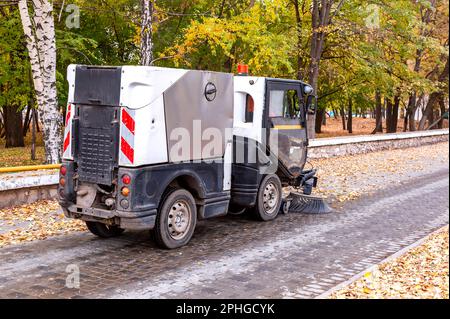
59, 3, 80, 29
65, 264, 80, 289
167, 122, 282, 175
365, 4, 380, 29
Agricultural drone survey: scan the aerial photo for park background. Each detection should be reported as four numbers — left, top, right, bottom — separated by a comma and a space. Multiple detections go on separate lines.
0, 0, 448, 166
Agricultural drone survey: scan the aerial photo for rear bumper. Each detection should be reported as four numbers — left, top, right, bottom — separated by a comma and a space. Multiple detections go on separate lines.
64, 205, 156, 230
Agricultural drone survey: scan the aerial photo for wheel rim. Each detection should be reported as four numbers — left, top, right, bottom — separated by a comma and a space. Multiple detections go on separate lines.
263, 181, 279, 215
167, 199, 192, 240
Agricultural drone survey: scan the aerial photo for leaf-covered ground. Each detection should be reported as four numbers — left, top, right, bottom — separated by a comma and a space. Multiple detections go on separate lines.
0, 133, 45, 167
0, 200, 85, 247
311, 142, 449, 204
316, 118, 448, 138
331, 226, 449, 299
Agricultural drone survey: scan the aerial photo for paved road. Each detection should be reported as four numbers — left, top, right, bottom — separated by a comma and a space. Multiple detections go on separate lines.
0, 168, 448, 299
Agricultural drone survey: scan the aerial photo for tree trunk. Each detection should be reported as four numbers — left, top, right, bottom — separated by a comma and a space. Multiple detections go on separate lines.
18, 0, 62, 163
140, 0, 154, 66
315, 108, 325, 133
408, 100, 419, 132
347, 98, 353, 134
405, 93, 415, 132
340, 105, 346, 131
390, 94, 400, 133
429, 107, 435, 127
372, 90, 383, 134
293, 0, 305, 80
307, 0, 337, 137
31, 108, 36, 160
437, 96, 446, 129
385, 98, 393, 133
22, 103, 32, 136
4, 105, 25, 148
403, 104, 409, 132
34, 110, 40, 132
419, 57, 449, 130
419, 92, 440, 130
23, 67, 35, 136
0, 112, 4, 138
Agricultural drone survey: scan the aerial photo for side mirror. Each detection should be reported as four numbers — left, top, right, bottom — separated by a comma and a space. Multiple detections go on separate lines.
306, 95, 317, 114
303, 85, 313, 95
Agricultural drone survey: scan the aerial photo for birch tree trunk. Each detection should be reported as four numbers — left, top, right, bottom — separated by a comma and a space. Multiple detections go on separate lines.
18, 0, 62, 163
140, 0, 154, 66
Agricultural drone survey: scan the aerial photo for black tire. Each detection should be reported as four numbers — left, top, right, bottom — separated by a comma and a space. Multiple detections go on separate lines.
154, 188, 197, 249
85, 221, 124, 238
252, 174, 282, 221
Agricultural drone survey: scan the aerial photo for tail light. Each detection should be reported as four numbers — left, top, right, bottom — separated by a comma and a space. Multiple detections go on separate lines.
121, 187, 130, 197
122, 174, 131, 185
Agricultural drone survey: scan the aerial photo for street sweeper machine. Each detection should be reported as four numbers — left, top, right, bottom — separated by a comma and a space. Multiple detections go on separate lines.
58, 64, 332, 249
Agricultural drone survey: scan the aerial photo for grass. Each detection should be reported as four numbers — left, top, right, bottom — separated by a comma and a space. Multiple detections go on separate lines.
0, 132, 46, 167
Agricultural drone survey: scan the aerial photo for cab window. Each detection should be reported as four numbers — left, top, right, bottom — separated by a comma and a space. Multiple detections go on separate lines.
268, 89, 302, 119
245, 94, 254, 123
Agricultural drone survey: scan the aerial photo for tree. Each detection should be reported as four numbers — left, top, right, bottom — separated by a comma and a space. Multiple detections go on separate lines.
140, 0, 155, 65
165, 1, 295, 76
418, 56, 449, 130
308, 0, 345, 137
18, 0, 61, 163
0, 6, 31, 148
0, 0, 446, 156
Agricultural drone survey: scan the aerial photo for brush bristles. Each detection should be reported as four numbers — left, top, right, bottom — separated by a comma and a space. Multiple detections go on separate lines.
288, 194, 333, 214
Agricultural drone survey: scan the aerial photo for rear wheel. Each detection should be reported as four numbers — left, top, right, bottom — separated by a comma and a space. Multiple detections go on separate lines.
154, 188, 197, 249
85, 221, 124, 238
252, 174, 282, 221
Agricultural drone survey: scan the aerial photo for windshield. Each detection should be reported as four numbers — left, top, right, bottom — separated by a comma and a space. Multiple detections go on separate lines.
268, 89, 303, 121
267, 87, 306, 177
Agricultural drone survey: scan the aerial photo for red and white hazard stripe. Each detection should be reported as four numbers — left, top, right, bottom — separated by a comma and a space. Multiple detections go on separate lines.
62, 104, 73, 159
119, 107, 136, 165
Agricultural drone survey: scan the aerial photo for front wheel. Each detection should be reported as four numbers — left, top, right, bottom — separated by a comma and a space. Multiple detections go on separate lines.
85, 221, 124, 238
154, 188, 197, 249
252, 174, 282, 221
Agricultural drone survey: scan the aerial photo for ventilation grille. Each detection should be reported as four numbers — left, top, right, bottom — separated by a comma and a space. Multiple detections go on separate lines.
78, 128, 114, 185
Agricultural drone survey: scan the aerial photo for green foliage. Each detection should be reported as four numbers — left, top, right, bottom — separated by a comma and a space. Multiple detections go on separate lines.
0, 7, 33, 111
3, 0, 449, 118
163, 0, 295, 77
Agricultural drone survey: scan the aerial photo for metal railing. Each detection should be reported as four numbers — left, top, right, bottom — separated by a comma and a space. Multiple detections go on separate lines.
0, 164, 61, 174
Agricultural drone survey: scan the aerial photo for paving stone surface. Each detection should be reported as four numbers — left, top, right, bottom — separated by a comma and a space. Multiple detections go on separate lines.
0, 165, 447, 299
